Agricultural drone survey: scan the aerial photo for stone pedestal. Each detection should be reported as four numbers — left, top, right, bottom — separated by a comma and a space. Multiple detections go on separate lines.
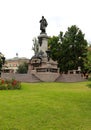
28, 32, 59, 82
38, 33, 49, 57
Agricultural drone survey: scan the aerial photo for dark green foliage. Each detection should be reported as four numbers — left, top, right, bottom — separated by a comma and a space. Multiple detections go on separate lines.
48, 25, 88, 72
84, 48, 91, 73
0, 53, 5, 75
48, 36, 59, 60
17, 62, 28, 74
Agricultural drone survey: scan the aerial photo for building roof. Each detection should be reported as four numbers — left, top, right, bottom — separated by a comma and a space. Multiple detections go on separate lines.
6, 57, 29, 61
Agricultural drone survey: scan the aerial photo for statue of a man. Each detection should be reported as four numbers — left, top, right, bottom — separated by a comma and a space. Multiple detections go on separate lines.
39, 16, 48, 33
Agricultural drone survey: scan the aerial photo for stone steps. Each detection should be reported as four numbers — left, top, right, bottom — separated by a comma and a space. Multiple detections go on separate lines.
55, 74, 86, 82
1, 73, 41, 82
1, 73, 86, 83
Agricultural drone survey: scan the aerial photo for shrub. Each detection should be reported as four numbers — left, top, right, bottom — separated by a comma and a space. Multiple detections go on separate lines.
0, 78, 21, 90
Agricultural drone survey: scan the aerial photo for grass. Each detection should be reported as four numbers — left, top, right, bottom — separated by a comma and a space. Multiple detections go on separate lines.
0, 81, 91, 130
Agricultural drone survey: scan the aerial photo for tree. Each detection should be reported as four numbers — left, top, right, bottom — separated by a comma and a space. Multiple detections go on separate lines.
84, 47, 91, 73
48, 36, 59, 60
17, 62, 28, 74
48, 25, 88, 72
0, 52, 5, 76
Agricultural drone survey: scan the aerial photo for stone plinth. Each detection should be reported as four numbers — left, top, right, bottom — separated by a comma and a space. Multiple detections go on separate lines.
38, 33, 49, 57
35, 72, 60, 82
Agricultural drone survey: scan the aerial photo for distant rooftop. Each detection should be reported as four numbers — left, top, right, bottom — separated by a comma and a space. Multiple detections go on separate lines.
6, 57, 29, 61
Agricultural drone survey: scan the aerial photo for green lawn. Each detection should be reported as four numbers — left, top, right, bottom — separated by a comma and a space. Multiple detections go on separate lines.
0, 81, 91, 130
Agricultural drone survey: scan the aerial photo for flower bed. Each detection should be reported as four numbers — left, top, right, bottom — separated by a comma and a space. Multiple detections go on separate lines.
0, 79, 21, 90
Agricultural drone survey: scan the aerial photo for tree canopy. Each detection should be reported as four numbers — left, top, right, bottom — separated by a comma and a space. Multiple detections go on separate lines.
17, 62, 28, 74
0, 53, 5, 76
48, 25, 88, 72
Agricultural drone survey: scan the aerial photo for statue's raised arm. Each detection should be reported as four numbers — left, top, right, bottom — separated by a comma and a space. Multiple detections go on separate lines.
39, 16, 48, 34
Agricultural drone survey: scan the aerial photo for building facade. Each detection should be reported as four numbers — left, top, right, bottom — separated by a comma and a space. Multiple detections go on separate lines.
2, 57, 29, 73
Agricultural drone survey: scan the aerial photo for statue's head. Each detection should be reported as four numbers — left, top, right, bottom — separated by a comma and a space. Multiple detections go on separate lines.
42, 16, 44, 19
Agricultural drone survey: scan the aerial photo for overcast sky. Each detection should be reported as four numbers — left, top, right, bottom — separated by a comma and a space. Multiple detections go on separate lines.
0, 0, 91, 59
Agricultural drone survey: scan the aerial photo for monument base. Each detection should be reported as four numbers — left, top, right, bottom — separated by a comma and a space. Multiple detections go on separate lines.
28, 56, 59, 82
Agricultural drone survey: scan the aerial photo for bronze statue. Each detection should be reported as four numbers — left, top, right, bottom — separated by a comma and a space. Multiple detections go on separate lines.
39, 16, 48, 33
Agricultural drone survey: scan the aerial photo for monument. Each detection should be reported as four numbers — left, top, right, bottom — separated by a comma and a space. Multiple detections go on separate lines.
28, 16, 59, 82
1, 17, 86, 82
28, 17, 85, 82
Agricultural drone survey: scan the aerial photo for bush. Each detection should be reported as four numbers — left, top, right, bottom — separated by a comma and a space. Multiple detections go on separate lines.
0, 79, 21, 90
